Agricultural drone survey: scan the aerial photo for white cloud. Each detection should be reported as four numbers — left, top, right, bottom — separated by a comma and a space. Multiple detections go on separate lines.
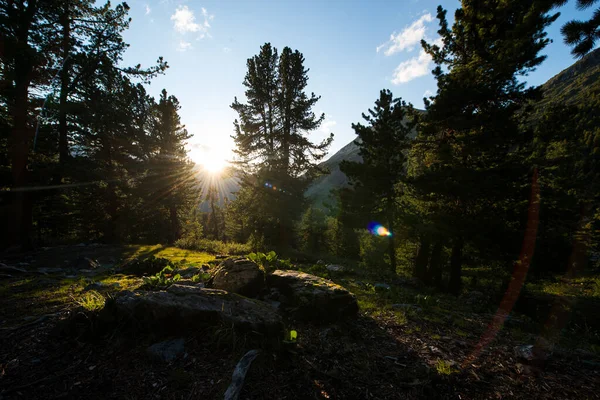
391, 50, 432, 84
176, 40, 192, 52
171, 5, 213, 37
223, 47, 231, 53
377, 13, 433, 56
171, 5, 201, 33
423, 89, 434, 97
320, 116, 337, 134
145, 4, 151, 15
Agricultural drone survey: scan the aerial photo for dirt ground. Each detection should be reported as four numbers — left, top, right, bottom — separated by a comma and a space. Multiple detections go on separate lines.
1, 246, 599, 399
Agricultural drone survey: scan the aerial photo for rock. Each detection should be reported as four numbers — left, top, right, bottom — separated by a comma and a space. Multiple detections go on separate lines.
17, 262, 30, 267
514, 344, 552, 363
374, 283, 391, 291
267, 270, 358, 322
215, 254, 229, 259
37, 267, 64, 274
326, 264, 344, 272
71, 257, 100, 270
177, 280, 205, 288
176, 266, 199, 278
147, 338, 185, 362
76, 243, 86, 247
111, 285, 283, 337
211, 258, 265, 298
0, 264, 28, 274
316, 260, 326, 266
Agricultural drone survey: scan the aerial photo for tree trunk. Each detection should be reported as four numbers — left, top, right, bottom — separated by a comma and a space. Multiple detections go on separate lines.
170, 205, 179, 244
9, 0, 38, 249
428, 240, 444, 288
387, 206, 396, 275
448, 238, 464, 295
57, 6, 71, 175
414, 238, 430, 280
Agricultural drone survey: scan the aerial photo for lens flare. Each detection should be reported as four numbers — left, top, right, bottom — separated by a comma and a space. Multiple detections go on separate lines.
368, 222, 392, 237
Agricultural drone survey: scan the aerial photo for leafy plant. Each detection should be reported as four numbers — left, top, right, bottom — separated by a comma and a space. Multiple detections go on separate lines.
77, 290, 106, 311
191, 272, 212, 283
142, 265, 181, 290
247, 251, 292, 272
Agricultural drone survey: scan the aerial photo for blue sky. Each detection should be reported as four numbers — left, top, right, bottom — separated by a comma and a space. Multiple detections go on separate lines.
121, 0, 595, 166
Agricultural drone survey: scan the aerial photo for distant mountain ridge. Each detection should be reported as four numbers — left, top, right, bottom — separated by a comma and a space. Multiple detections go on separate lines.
306, 48, 600, 208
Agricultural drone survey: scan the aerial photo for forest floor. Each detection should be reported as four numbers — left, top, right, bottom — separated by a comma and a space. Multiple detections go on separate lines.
0, 244, 599, 399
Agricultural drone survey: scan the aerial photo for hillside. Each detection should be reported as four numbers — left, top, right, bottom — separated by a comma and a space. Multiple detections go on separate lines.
307, 48, 600, 208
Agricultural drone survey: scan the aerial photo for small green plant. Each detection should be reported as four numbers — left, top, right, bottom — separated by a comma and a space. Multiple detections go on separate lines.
191, 272, 212, 283
247, 251, 292, 272
435, 359, 458, 376
77, 290, 106, 311
142, 265, 181, 290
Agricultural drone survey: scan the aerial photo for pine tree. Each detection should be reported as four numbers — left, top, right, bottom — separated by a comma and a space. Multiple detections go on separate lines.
137, 90, 196, 244
341, 90, 416, 274
554, 0, 600, 57
410, 0, 560, 293
230, 43, 332, 249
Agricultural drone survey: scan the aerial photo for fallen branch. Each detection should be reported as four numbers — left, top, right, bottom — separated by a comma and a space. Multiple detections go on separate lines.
223, 349, 260, 400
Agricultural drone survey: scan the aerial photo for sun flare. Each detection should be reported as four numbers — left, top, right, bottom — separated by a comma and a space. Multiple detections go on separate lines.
188, 145, 230, 174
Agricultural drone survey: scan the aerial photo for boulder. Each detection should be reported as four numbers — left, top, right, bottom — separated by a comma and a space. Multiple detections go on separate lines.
267, 270, 358, 322
111, 284, 282, 337
374, 283, 391, 291
211, 258, 265, 298
147, 338, 185, 362
71, 257, 100, 270
176, 266, 199, 278
326, 264, 345, 272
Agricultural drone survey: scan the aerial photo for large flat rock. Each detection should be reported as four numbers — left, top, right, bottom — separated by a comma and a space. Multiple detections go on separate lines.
267, 270, 358, 322
112, 284, 283, 337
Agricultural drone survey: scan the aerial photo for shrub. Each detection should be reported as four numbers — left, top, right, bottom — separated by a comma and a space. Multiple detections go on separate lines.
247, 251, 294, 273
358, 230, 388, 272
174, 238, 251, 255
125, 256, 172, 275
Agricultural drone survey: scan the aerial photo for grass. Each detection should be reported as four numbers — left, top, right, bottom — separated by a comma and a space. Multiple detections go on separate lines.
525, 275, 600, 300
174, 238, 251, 255
435, 359, 458, 376
76, 290, 106, 311
127, 245, 214, 266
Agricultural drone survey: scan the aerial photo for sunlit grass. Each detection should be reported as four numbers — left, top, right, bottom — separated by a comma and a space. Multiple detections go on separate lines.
127, 244, 214, 265
76, 290, 106, 311
435, 359, 458, 376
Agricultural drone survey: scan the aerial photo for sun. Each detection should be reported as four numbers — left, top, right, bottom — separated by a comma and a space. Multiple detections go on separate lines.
202, 156, 228, 173
188, 145, 230, 174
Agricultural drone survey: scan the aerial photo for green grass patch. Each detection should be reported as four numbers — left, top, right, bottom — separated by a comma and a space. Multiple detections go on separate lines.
76, 290, 106, 311
435, 359, 459, 376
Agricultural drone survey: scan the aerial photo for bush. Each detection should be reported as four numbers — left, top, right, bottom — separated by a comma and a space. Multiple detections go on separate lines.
247, 251, 294, 273
358, 230, 388, 272
174, 238, 251, 255
124, 256, 172, 276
